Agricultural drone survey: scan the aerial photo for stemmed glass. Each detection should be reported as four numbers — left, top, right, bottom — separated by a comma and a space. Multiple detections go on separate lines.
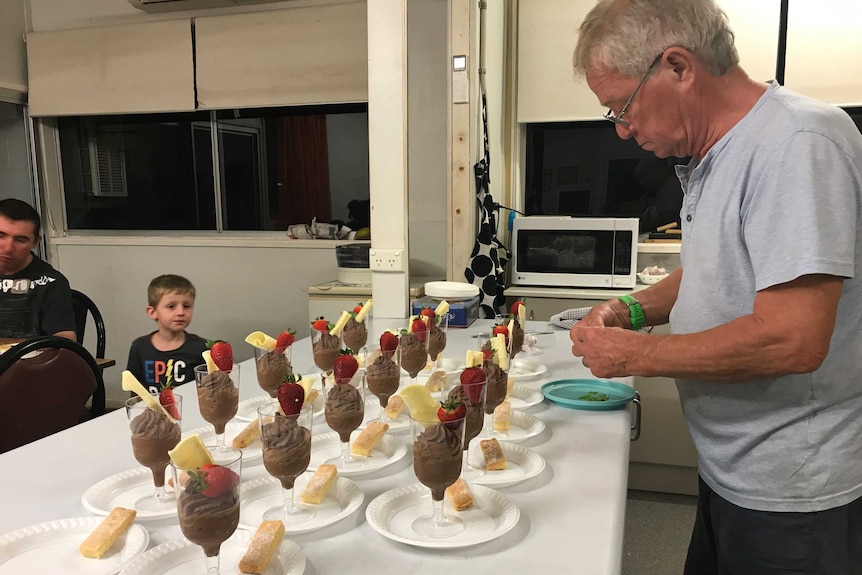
194, 364, 240, 451
311, 324, 342, 379
399, 323, 429, 385
448, 371, 486, 479
428, 313, 449, 371
253, 344, 292, 398
170, 446, 242, 575
477, 332, 511, 439
258, 402, 314, 525
324, 367, 366, 470
125, 394, 182, 511
410, 410, 467, 538
342, 312, 369, 355
364, 344, 402, 422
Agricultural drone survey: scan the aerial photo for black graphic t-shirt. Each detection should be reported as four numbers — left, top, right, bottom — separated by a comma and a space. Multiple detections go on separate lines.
126, 332, 209, 395
0, 254, 75, 338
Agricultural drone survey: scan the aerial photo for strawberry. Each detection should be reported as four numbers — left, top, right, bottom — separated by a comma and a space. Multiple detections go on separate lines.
492, 324, 510, 346
353, 303, 363, 315
189, 464, 239, 498
411, 318, 428, 343
437, 397, 467, 423
380, 331, 399, 352
159, 387, 180, 420
510, 301, 524, 316
277, 381, 305, 415
207, 340, 233, 371
275, 329, 296, 350
311, 317, 330, 332
482, 347, 494, 361
333, 350, 359, 382
459, 366, 486, 403
419, 307, 436, 320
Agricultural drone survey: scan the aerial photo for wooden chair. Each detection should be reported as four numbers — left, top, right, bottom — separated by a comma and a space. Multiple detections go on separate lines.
0, 336, 106, 453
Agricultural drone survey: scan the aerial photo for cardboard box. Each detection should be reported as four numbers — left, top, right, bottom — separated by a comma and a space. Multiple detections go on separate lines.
411, 295, 480, 328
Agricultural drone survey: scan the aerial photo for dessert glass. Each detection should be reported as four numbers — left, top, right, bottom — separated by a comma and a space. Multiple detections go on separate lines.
448, 373, 486, 480
495, 313, 525, 362
409, 411, 467, 538
364, 344, 402, 422
125, 394, 182, 511
324, 368, 366, 470
258, 402, 314, 526
170, 446, 242, 575
194, 364, 241, 451
253, 345, 292, 398
398, 327, 429, 385
477, 332, 512, 439
311, 326, 342, 377
428, 313, 449, 371
342, 315, 369, 355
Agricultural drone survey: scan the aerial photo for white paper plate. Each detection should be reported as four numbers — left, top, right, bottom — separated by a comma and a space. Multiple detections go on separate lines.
238, 473, 363, 534
308, 431, 407, 477
468, 442, 546, 488
485, 411, 546, 443
508, 386, 544, 410
0, 517, 148, 575
361, 402, 410, 434
414, 357, 465, 379
120, 529, 304, 575
508, 359, 548, 381
366, 483, 519, 549
423, 281, 480, 301
235, 389, 324, 423
82, 468, 176, 521
183, 422, 263, 465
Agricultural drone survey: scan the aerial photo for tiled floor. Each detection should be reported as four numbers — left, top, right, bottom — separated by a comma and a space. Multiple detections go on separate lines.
623, 490, 697, 575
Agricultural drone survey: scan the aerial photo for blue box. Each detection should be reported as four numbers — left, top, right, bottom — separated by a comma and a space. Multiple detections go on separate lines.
411, 295, 480, 328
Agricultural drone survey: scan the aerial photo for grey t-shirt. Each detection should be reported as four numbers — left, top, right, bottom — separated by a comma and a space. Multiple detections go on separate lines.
669, 82, 862, 512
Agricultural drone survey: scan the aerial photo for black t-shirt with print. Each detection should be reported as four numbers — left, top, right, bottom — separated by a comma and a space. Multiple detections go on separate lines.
0, 253, 75, 338
126, 332, 209, 395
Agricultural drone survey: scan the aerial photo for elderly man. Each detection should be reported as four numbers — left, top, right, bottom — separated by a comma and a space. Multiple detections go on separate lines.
0, 198, 75, 340
568, 1, 862, 573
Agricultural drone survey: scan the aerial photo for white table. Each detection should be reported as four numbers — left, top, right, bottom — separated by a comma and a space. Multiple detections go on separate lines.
0, 320, 632, 574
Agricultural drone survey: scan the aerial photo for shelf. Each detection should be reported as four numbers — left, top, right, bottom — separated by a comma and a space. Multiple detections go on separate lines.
637, 242, 681, 254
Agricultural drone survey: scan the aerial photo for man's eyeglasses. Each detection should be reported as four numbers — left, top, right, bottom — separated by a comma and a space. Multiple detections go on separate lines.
604, 53, 663, 128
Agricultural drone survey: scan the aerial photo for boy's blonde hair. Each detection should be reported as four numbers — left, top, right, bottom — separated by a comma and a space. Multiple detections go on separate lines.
147, 274, 196, 307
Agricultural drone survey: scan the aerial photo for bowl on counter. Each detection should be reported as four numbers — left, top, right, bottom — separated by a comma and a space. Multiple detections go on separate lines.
636, 272, 669, 285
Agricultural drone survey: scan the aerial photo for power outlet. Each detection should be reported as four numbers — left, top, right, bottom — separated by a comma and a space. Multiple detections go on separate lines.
369, 248, 406, 272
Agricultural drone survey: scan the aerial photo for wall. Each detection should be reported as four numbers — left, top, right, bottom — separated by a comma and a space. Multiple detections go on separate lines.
0, 0, 27, 102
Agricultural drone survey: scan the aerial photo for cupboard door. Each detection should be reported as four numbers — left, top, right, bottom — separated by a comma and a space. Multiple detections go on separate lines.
783, 1, 862, 106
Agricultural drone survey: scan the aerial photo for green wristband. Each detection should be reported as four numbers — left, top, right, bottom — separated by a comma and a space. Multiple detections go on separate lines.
619, 295, 644, 331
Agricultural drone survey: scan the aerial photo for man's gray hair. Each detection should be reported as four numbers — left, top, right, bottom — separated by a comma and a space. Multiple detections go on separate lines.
573, 0, 739, 79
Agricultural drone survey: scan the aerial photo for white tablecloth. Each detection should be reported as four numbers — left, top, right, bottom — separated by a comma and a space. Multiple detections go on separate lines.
0, 320, 632, 574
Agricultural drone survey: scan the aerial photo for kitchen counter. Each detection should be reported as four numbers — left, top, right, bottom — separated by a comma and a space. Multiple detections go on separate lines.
0, 320, 633, 574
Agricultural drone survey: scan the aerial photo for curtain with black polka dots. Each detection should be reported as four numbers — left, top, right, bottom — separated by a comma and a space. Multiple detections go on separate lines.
464, 93, 511, 319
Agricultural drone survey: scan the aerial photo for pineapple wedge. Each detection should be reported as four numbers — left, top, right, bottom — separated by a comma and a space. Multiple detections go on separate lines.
244, 331, 277, 352
493, 333, 509, 370
121, 371, 177, 424
517, 304, 527, 326
168, 433, 214, 470
355, 299, 373, 322
434, 300, 450, 317
406, 315, 419, 333
330, 310, 351, 336
202, 350, 218, 373
465, 349, 484, 368
400, 385, 440, 422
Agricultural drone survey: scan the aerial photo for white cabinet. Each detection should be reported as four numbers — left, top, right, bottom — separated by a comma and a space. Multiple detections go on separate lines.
784, 1, 862, 106
516, 0, 781, 123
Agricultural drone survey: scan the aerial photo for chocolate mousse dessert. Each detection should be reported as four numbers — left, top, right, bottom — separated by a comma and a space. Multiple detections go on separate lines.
197, 371, 239, 434
366, 353, 401, 408
261, 415, 312, 489
510, 319, 524, 357
427, 323, 447, 362
448, 385, 484, 449
325, 383, 365, 443
399, 332, 427, 378
176, 466, 241, 557
412, 422, 463, 500
255, 350, 292, 397
130, 406, 181, 488
482, 362, 507, 415
313, 332, 341, 372
341, 317, 367, 354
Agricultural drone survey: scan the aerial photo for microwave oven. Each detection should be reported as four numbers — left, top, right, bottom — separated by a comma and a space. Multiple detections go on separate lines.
510, 216, 638, 288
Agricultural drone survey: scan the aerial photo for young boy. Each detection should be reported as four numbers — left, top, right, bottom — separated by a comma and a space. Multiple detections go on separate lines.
126, 274, 209, 395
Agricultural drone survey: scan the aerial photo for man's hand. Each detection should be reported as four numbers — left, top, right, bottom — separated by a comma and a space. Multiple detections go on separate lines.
570, 325, 643, 379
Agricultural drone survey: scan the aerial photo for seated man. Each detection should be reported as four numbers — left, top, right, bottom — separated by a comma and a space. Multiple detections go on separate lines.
0, 199, 75, 340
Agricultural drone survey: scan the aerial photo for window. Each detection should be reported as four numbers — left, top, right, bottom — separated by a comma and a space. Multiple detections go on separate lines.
57, 104, 369, 232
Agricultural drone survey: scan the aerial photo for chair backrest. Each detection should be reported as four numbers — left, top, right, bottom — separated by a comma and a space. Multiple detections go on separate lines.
0, 336, 106, 453
70, 289, 106, 359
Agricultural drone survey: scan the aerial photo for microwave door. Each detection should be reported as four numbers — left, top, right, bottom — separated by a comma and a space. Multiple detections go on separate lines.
514, 229, 621, 287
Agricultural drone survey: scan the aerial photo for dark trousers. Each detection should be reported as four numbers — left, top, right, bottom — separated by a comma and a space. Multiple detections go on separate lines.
684, 476, 862, 575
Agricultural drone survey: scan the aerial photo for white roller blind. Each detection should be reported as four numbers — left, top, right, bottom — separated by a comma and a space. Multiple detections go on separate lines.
195, 3, 368, 110
27, 20, 195, 117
